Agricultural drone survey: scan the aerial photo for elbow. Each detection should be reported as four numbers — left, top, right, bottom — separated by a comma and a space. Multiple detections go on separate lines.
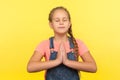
91, 66, 97, 73
27, 63, 42, 73
27, 65, 33, 73
91, 64, 97, 73
27, 64, 35, 73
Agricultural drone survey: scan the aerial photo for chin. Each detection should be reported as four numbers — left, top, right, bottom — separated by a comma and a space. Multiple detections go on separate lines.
58, 32, 67, 35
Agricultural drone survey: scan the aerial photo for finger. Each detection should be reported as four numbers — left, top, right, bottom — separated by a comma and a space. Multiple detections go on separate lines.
60, 42, 64, 50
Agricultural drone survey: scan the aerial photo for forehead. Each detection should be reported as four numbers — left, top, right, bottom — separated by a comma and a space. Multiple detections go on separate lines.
52, 9, 69, 18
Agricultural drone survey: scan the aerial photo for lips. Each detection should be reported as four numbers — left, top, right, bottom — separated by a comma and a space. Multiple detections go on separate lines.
58, 26, 65, 28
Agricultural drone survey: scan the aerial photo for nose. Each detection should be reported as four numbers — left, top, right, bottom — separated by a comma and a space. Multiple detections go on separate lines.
59, 20, 64, 25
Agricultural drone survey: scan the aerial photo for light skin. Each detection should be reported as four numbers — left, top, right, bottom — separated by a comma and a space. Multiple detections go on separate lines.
27, 9, 97, 73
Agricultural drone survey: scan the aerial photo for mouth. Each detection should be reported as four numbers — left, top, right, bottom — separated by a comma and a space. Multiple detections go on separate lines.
58, 26, 65, 28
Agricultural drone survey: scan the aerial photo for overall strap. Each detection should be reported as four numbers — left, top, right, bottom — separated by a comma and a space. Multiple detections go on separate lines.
49, 37, 74, 49
68, 37, 74, 49
49, 37, 54, 49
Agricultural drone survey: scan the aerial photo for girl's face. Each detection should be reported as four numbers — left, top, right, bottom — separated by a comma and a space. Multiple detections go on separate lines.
49, 9, 71, 35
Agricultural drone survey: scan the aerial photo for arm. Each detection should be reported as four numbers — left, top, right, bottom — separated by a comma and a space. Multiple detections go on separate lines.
27, 51, 61, 73
63, 51, 97, 73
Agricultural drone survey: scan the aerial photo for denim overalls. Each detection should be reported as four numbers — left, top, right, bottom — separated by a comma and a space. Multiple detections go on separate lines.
45, 37, 80, 80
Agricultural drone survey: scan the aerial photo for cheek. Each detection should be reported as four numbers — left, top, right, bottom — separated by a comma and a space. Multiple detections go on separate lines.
66, 22, 71, 28
51, 23, 58, 30
52, 22, 58, 26
50, 22, 56, 28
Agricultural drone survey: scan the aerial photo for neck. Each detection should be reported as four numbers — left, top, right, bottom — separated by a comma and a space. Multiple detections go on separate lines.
54, 33, 68, 43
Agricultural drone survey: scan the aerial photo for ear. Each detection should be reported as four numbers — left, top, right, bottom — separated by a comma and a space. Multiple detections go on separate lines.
49, 22, 53, 29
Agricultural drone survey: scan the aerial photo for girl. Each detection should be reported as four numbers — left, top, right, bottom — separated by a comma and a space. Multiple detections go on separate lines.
27, 6, 97, 80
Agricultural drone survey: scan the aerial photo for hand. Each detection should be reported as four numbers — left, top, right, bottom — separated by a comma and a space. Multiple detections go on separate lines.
56, 41, 69, 65
56, 42, 64, 64
61, 42, 68, 64
59, 42, 68, 64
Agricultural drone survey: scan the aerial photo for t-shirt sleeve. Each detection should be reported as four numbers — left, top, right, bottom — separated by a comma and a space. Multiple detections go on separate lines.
34, 40, 47, 56
76, 39, 89, 56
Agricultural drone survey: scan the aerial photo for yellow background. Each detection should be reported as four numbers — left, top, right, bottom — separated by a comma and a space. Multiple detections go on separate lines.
0, 0, 120, 80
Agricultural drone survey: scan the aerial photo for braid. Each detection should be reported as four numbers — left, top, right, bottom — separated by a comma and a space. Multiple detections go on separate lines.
68, 25, 79, 60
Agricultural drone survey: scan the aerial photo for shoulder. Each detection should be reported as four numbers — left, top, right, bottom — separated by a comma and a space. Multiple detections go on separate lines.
75, 38, 89, 55
35, 39, 50, 52
40, 39, 49, 44
75, 38, 84, 44
75, 38, 88, 49
37, 39, 49, 46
